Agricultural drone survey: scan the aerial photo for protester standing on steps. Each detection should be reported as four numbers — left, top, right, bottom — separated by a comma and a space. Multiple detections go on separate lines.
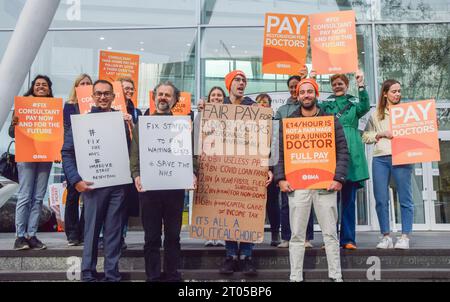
10, 75, 55, 251
363, 79, 413, 250
218, 70, 273, 277
320, 71, 370, 250
62, 80, 130, 282
199, 86, 226, 248
256, 93, 281, 247
63, 73, 93, 247
274, 79, 348, 282
275, 66, 316, 249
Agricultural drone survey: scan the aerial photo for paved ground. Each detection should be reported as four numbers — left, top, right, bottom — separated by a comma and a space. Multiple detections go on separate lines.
1, 231, 450, 250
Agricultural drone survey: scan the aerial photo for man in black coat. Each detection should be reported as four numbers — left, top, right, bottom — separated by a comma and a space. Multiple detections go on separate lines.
273, 78, 349, 282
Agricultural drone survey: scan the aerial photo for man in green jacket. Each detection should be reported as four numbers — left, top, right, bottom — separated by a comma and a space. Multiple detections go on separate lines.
319, 70, 370, 250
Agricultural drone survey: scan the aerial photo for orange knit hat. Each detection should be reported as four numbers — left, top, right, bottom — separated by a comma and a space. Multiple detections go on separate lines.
225, 70, 246, 92
296, 78, 320, 97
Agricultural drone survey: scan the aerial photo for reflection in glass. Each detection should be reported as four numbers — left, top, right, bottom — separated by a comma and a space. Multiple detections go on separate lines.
375, 0, 450, 21
30, 29, 197, 108
202, 0, 372, 25
377, 24, 450, 102
434, 141, 450, 224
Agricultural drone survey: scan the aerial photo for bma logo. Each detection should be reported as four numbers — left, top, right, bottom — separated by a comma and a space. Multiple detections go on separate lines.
366, 256, 381, 281
66, 256, 81, 281
302, 174, 319, 181
66, 0, 81, 21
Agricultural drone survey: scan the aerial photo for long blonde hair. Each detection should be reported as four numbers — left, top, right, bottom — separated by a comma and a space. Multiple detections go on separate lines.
377, 79, 400, 120
67, 73, 93, 104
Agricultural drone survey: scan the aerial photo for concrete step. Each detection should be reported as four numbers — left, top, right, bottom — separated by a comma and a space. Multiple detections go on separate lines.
2, 268, 450, 282
2, 248, 450, 272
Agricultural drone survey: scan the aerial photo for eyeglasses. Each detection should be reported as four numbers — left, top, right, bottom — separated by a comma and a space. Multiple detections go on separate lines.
93, 91, 115, 98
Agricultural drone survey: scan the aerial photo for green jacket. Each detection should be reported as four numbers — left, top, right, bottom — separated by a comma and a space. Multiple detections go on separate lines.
319, 89, 370, 184
274, 97, 300, 120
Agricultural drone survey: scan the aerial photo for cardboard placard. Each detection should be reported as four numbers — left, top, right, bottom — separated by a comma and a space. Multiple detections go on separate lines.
139, 115, 194, 191
190, 104, 273, 243
14, 97, 63, 162
98, 50, 140, 107
390, 99, 440, 165
310, 10, 358, 75
283, 116, 336, 189
262, 13, 308, 75
71, 111, 132, 189
149, 91, 191, 115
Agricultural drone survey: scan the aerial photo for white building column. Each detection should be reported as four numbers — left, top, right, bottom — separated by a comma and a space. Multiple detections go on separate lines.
0, 0, 60, 127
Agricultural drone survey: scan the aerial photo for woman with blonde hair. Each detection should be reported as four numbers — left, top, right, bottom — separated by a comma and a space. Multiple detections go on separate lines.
63, 73, 93, 246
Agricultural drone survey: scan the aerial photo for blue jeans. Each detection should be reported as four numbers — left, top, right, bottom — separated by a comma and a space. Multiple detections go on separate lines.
225, 241, 254, 257
15, 162, 52, 238
337, 181, 359, 245
281, 192, 314, 241
372, 155, 414, 235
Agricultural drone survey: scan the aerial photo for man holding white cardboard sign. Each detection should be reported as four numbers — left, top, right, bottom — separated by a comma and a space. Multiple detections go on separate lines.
130, 81, 197, 282
61, 80, 132, 282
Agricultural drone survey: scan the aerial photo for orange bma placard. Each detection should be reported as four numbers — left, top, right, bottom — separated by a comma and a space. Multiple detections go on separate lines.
149, 91, 192, 115
98, 50, 140, 107
76, 85, 95, 114
390, 99, 440, 165
262, 13, 308, 75
14, 97, 63, 162
283, 116, 336, 189
310, 10, 358, 75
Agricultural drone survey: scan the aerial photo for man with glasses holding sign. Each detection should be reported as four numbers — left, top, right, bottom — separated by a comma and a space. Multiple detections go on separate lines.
62, 80, 132, 282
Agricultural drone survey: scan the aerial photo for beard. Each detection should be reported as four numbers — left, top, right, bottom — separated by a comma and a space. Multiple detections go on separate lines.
157, 100, 170, 111
300, 98, 317, 110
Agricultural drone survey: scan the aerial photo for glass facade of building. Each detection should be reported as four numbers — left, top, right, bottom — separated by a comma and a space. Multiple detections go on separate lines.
0, 0, 449, 230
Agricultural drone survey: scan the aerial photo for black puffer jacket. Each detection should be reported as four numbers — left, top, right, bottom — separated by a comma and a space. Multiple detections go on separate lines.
273, 105, 349, 185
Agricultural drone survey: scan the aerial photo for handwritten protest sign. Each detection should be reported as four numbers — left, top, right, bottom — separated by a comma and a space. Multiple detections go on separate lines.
282, 116, 336, 189
262, 13, 308, 75
149, 91, 192, 115
390, 99, 440, 165
15, 97, 63, 162
139, 115, 194, 191
190, 104, 272, 243
98, 50, 140, 106
71, 111, 132, 189
310, 10, 358, 74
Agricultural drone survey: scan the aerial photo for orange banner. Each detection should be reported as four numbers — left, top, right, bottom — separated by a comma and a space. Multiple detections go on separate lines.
149, 91, 191, 115
262, 13, 308, 75
310, 10, 358, 75
14, 97, 63, 162
283, 116, 336, 189
76, 85, 95, 114
390, 100, 440, 165
98, 50, 140, 106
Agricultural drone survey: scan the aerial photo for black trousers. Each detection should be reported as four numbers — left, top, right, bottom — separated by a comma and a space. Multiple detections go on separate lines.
64, 184, 84, 241
140, 189, 185, 282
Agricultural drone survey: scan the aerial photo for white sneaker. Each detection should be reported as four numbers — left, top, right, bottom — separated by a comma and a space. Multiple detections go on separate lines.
376, 236, 394, 249
214, 240, 225, 247
304, 241, 314, 248
394, 237, 410, 249
277, 240, 289, 248
204, 240, 214, 247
